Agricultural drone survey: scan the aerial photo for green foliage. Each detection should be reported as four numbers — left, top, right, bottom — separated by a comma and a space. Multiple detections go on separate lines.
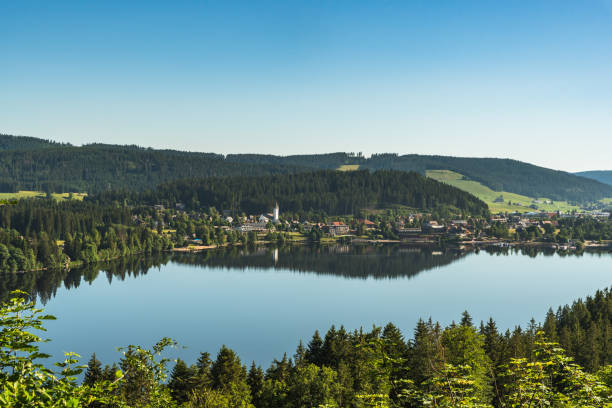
2, 290, 612, 407
501, 332, 609, 407
94, 170, 490, 217
228, 152, 612, 202
0, 291, 118, 407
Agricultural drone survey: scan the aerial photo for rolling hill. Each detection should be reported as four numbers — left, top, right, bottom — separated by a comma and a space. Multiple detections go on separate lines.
0, 134, 610, 204
228, 153, 612, 202
576, 171, 612, 187
426, 170, 580, 213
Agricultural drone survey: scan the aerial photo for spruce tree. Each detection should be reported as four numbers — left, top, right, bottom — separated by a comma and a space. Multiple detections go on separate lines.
305, 330, 324, 365
168, 358, 195, 403
247, 362, 264, 406
83, 353, 103, 386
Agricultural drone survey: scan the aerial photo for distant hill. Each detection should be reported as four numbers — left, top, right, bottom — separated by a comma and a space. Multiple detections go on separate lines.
228, 153, 612, 202
576, 171, 612, 187
1, 133, 610, 203
0, 136, 308, 193
92, 170, 490, 217
0, 133, 65, 151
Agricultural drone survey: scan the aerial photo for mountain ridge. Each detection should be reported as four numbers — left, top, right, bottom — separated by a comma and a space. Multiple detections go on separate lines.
0, 133, 610, 203
576, 171, 612, 187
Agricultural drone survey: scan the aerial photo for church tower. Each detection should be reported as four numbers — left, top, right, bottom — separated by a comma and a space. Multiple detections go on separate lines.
273, 202, 280, 223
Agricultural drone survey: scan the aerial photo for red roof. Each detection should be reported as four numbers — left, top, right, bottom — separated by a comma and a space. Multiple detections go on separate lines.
330, 221, 345, 226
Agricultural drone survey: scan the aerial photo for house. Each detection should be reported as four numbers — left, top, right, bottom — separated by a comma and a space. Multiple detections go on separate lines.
234, 222, 267, 232
359, 219, 376, 229
422, 221, 446, 234
327, 221, 349, 236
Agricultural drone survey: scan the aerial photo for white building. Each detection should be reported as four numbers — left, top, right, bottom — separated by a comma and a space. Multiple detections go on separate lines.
273, 202, 280, 224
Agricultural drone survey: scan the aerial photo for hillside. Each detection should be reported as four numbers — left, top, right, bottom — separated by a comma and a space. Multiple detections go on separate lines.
0, 133, 65, 151
0, 136, 308, 193
576, 171, 612, 187
91, 170, 490, 217
426, 170, 580, 213
1, 134, 610, 203
227, 153, 612, 202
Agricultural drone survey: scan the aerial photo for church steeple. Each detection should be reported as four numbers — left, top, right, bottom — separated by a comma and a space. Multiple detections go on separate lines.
273, 202, 279, 223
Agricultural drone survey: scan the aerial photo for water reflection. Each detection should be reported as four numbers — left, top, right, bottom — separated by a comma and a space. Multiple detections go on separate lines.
0, 244, 609, 305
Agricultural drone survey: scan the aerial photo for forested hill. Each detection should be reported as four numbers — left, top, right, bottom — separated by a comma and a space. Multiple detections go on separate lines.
227, 153, 612, 202
0, 136, 308, 193
576, 171, 612, 186
91, 170, 490, 217
0, 133, 65, 151
1, 133, 609, 202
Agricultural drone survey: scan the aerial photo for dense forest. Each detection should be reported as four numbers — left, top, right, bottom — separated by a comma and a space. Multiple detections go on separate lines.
229, 152, 612, 202
2, 286, 612, 407
0, 199, 173, 272
577, 170, 612, 187
1, 134, 610, 203
0, 135, 307, 193
92, 170, 490, 217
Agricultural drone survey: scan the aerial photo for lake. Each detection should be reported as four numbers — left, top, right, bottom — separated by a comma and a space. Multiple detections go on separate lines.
3, 244, 610, 370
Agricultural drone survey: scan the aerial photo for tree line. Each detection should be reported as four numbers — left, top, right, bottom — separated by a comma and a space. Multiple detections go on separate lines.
0, 135, 307, 193
0, 199, 173, 272
92, 170, 490, 217
227, 152, 612, 202
2, 287, 612, 407
3, 133, 609, 203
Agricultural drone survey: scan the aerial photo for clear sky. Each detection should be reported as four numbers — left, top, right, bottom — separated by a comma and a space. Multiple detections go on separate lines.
1, 0, 611, 172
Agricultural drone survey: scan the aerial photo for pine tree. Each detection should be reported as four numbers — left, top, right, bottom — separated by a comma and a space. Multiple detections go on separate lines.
83, 353, 103, 386
210, 345, 247, 391
168, 358, 195, 403
247, 362, 265, 407
543, 308, 558, 342
305, 330, 324, 366
460, 310, 474, 327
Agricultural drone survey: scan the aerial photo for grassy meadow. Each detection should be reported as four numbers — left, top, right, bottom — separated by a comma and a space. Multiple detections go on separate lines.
337, 164, 360, 171
426, 170, 581, 214
0, 191, 87, 201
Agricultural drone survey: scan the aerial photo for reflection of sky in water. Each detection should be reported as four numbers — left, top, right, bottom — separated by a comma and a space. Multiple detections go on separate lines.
39, 250, 611, 371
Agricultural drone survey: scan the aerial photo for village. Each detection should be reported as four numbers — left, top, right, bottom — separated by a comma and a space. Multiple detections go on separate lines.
143, 201, 612, 252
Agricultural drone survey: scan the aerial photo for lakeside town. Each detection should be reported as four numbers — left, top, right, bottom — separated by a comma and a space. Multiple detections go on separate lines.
142, 202, 612, 253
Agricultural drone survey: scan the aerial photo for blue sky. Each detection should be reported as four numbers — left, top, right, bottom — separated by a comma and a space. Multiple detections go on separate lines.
2, 0, 611, 171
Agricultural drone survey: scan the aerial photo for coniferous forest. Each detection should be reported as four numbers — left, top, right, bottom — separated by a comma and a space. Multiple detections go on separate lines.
92, 170, 490, 217
2, 286, 612, 407
1, 134, 611, 202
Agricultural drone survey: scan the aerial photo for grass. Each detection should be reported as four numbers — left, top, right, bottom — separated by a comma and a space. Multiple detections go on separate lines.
426, 170, 581, 214
0, 190, 87, 201
337, 164, 360, 171
600, 198, 612, 205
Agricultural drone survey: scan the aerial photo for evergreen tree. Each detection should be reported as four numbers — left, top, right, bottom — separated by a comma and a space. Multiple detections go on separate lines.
305, 330, 324, 366
83, 353, 103, 386
168, 358, 195, 403
247, 362, 265, 407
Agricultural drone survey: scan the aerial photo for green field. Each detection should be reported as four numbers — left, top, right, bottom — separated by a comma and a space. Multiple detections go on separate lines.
426, 170, 580, 214
0, 190, 87, 201
601, 198, 612, 205
337, 164, 360, 171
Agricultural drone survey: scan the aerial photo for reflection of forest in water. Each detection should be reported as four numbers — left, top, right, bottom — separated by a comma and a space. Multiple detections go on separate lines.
1, 244, 610, 304
172, 244, 466, 279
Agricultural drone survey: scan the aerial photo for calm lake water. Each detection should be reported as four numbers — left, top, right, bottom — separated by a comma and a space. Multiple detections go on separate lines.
4, 244, 610, 369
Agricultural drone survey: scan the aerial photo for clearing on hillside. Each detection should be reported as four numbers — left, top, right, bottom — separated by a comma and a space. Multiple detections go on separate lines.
0, 191, 87, 201
426, 170, 580, 213
337, 164, 360, 171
